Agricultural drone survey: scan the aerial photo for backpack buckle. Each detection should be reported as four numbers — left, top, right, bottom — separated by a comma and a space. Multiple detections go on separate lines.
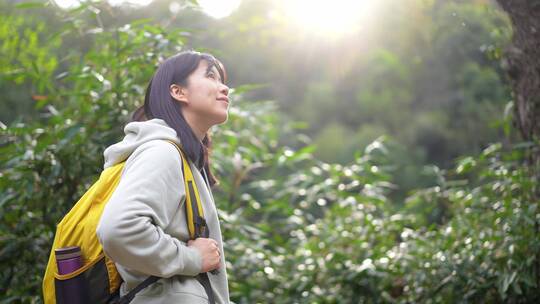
195, 216, 209, 238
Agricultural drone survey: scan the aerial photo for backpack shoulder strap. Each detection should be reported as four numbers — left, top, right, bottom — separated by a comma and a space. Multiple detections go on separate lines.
114, 276, 159, 304
165, 140, 216, 304
165, 140, 208, 239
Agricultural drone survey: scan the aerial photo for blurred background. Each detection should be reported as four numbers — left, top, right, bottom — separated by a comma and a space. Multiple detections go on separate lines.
1, 0, 538, 303
1, 0, 515, 189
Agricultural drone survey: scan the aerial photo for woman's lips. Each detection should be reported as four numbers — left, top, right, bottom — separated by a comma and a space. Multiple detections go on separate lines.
217, 97, 229, 105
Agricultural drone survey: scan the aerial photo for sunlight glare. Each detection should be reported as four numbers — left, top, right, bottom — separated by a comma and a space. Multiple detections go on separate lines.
286, 0, 373, 35
54, 0, 80, 9
198, 0, 241, 19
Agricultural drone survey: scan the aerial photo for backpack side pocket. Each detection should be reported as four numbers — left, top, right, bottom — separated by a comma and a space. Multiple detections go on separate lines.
54, 255, 113, 304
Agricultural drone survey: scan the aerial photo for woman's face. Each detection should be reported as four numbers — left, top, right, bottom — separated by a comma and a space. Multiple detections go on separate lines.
180, 60, 230, 127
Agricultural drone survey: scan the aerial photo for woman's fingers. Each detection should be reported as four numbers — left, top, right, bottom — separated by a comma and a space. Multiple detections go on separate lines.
187, 237, 221, 272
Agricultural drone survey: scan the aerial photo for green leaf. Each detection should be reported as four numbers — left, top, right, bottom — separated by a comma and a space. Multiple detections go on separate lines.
502, 271, 517, 294
15, 1, 46, 9
456, 156, 476, 174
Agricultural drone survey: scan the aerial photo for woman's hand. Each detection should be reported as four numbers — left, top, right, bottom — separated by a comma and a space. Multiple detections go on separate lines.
187, 238, 221, 273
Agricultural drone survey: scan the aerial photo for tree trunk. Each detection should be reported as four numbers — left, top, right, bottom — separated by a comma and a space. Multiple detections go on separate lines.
496, 0, 540, 163
496, 1, 540, 295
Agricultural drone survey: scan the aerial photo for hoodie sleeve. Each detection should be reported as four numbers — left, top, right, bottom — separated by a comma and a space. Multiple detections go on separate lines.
96, 140, 202, 278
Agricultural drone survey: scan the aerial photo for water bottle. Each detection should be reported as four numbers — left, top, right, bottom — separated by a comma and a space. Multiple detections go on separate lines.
55, 246, 86, 304
56, 246, 83, 274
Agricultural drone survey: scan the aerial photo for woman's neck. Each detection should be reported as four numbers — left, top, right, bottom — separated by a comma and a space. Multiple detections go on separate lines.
182, 112, 209, 141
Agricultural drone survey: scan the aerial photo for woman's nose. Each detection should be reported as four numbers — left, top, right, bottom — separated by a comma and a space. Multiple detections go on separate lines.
220, 83, 229, 96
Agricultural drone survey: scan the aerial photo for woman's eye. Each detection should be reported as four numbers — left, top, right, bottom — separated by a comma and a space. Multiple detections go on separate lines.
207, 72, 216, 79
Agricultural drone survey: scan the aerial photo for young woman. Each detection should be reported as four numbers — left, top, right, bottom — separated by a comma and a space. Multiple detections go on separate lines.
97, 51, 230, 303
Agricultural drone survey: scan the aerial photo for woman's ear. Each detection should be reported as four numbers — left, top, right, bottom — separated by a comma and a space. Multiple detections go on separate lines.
170, 84, 189, 104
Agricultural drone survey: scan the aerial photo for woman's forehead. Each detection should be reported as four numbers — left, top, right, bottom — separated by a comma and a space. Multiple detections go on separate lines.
195, 60, 215, 73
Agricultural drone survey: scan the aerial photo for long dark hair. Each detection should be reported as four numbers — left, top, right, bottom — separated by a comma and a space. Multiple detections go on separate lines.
132, 51, 227, 187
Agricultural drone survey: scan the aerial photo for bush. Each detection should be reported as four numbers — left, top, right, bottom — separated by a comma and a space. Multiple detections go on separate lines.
1, 3, 538, 304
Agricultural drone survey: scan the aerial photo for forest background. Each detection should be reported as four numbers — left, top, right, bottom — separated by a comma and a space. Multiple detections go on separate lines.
1, 0, 539, 303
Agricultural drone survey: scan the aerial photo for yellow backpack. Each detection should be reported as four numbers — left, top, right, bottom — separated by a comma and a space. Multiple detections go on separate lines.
42, 141, 208, 304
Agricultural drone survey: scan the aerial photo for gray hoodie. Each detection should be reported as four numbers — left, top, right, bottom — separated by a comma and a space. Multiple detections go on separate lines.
96, 118, 229, 304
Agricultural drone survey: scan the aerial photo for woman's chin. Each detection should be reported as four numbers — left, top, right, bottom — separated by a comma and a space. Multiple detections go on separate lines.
214, 113, 229, 125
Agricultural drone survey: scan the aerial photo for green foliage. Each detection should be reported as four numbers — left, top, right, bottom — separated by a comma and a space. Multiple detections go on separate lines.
0, 0, 516, 198
0, 3, 189, 301
0, 1, 538, 304
0, 9, 61, 124
214, 108, 539, 302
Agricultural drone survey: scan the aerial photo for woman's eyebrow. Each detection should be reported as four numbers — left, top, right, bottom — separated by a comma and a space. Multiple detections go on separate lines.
206, 65, 223, 82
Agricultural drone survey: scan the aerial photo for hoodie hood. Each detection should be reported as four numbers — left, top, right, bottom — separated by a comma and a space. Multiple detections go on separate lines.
103, 119, 180, 169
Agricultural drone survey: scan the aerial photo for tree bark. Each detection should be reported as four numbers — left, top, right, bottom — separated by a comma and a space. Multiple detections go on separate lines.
496, 0, 540, 161
496, 1, 540, 295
